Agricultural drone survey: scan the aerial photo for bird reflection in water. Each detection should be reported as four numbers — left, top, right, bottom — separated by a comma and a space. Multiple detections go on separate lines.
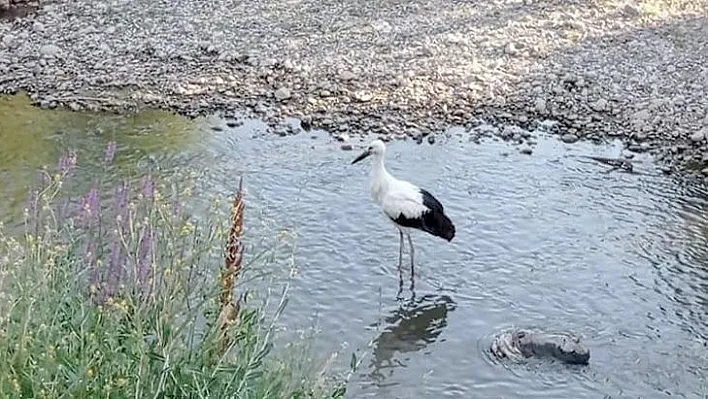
366, 294, 457, 384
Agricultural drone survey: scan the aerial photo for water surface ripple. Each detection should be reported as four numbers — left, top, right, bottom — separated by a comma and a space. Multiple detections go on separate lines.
195, 120, 708, 399
1, 109, 707, 398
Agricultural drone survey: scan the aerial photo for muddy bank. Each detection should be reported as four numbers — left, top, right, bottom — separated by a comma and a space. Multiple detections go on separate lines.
0, 0, 707, 177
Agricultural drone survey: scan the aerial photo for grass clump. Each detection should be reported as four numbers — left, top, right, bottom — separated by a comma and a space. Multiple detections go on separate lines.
0, 143, 345, 398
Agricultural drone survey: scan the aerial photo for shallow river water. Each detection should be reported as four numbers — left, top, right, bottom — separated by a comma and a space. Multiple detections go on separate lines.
1, 94, 707, 398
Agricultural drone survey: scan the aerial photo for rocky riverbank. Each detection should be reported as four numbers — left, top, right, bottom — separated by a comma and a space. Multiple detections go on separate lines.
1, 0, 707, 176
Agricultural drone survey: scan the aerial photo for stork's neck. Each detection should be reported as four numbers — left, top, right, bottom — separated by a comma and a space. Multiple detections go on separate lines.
370, 153, 392, 203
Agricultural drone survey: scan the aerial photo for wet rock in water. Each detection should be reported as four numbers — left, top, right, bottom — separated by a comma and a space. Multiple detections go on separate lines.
491, 328, 590, 365
561, 133, 579, 143
340, 143, 353, 151
300, 116, 312, 131
519, 145, 533, 155
427, 135, 436, 144
211, 126, 224, 131
621, 149, 635, 159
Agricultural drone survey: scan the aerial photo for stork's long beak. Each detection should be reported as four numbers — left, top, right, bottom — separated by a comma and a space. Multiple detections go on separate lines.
351, 149, 371, 165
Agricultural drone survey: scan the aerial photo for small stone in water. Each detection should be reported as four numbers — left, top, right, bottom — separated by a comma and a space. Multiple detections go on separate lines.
427, 135, 436, 144
519, 146, 533, 155
341, 144, 353, 151
561, 133, 579, 143
300, 116, 312, 131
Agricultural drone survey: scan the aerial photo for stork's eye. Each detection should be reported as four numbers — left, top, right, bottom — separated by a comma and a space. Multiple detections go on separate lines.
368, 147, 372, 151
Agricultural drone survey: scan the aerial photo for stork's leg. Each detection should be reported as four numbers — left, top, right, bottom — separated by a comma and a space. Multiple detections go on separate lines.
407, 233, 415, 276
398, 229, 404, 270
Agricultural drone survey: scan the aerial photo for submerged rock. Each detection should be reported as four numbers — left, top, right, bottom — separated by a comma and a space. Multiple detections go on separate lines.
491, 328, 590, 365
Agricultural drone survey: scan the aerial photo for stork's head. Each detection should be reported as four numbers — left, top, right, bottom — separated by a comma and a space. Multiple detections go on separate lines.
351, 140, 386, 164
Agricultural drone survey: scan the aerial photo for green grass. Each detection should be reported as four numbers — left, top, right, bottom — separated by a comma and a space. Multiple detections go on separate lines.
0, 145, 347, 398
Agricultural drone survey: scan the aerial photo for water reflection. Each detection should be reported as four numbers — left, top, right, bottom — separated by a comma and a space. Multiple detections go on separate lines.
367, 294, 456, 384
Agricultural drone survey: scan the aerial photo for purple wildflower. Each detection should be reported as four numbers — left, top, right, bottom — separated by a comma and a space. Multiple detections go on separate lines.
137, 225, 154, 295
104, 231, 123, 299
112, 181, 130, 226
58, 151, 78, 174
79, 187, 100, 228
104, 181, 130, 298
141, 175, 155, 201
85, 239, 100, 288
104, 141, 116, 165
27, 189, 38, 216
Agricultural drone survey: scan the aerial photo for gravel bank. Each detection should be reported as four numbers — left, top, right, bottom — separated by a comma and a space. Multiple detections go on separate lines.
1, 0, 707, 175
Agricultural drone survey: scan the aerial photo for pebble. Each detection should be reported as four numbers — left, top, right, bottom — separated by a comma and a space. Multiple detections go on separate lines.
1, 35, 13, 48
504, 42, 519, 56
339, 71, 356, 81
274, 87, 291, 101
39, 44, 61, 57
561, 133, 579, 143
690, 129, 706, 143
534, 98, 547, 113
427, 135, 436, 144
341, 143, 353, 151
590, 99, 608, 112
519, 146, 533, 155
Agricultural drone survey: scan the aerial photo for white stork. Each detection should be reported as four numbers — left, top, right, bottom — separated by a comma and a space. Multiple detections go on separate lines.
351, 139, 456, 273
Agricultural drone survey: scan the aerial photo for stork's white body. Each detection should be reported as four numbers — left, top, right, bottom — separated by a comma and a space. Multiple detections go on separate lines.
369, 154, 428, 231
351, 140, 456, 271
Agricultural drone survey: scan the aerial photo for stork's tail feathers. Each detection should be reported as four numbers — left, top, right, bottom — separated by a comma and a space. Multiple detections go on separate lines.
436, 212, 456, 241
423, 209, 455, 242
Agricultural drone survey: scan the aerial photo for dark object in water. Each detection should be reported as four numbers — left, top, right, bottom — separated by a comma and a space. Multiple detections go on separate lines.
491, 328, 590, 365
582, 155, 634, 173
